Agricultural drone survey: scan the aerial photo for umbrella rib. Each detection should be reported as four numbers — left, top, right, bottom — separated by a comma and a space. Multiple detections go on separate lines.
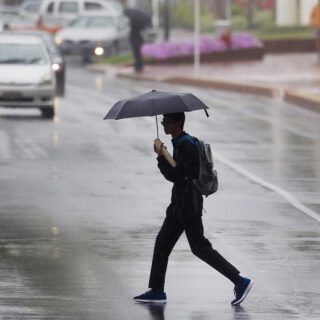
177, 95, 194, 112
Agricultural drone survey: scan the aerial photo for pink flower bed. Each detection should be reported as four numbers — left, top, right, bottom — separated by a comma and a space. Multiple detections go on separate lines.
142, 33, 263, 61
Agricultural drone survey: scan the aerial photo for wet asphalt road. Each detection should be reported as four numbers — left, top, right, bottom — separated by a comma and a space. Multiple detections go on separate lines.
0, 60, 320, 320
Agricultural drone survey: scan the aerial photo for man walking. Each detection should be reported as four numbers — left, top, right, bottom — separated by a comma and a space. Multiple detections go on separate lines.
133, 112, 253, 305
124, 8, 151, 73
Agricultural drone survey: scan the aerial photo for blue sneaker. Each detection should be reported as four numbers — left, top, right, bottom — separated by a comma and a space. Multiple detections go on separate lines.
133, 290, 167, 303
231, 277, 253, 306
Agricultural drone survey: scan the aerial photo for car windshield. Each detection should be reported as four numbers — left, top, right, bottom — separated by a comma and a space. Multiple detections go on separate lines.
0, 12, 18, 23
0, 43, 48, 64
23, 3, 41, 13
69, 16, 114, 28
6, 13, 37, 25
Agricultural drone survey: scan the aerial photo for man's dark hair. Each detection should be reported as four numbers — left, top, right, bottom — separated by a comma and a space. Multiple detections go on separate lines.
164, 112, 185, 129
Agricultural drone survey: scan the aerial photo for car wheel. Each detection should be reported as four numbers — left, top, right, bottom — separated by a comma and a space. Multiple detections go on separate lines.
41, 107, 55, 119
56, 72, 65, 97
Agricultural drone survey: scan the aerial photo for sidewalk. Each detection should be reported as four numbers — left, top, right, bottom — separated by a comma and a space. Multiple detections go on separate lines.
91, 52, 320, 113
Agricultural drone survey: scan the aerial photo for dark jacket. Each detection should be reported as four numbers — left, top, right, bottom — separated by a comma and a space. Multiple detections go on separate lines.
157, 132, 203, 220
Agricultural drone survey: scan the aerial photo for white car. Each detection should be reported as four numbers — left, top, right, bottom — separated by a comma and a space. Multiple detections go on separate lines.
0, 34, 56, 118
20, 0, 42, 18
0, 5, 38, 31
55, 11, 129, 62
39, 0, 123, 26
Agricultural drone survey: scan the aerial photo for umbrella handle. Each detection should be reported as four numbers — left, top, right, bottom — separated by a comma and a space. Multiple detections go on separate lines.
156, 115, 159, 138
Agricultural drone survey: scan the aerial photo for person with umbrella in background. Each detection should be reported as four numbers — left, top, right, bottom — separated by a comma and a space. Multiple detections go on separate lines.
104, 90, 253, 305
124, 7, 151, 73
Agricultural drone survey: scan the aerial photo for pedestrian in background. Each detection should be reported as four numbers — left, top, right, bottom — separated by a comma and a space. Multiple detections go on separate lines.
310, 0, 320, 61
124, 8, 151, 73
133, 112, 253, 305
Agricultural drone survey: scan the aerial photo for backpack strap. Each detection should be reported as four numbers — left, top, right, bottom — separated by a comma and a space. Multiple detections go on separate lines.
175, 133, 197, 147
174, 133, 197, 159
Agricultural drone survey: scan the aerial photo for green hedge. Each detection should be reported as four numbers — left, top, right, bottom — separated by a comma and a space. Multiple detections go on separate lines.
172, 2, 313, 40
172, 0, 215, 32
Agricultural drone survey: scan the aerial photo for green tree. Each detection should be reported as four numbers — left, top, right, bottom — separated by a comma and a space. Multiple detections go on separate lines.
173, 0, 215, 32
209, 0, 228, 19
245, 0, 257, 29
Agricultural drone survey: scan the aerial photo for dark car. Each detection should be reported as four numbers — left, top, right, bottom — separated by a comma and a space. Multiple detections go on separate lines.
9, 30, 66, 96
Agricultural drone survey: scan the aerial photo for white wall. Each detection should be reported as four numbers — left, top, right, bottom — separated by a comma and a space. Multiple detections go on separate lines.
300, 0, 318, 25
276, 0, 299, 26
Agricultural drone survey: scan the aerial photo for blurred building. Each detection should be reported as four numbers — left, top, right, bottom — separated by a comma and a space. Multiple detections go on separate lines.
276, 0, 318, 26
0, 0, 22, 4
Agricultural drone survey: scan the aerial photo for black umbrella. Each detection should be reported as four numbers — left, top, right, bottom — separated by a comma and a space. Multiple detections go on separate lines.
124, 8, 152, 31
103, 90, 209, 138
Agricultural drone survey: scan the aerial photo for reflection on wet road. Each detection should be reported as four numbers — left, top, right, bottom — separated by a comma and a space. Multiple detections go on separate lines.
0, 60, 319, 319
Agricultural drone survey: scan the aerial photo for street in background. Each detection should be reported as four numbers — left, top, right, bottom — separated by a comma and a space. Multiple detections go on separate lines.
0, 64, 319, 318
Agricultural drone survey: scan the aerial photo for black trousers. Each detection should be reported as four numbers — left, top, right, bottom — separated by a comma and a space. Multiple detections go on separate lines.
148, 205, 240, 292
130, 38, 143, 72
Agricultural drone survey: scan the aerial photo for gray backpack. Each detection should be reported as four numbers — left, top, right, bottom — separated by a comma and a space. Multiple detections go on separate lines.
193, 138, 218, 197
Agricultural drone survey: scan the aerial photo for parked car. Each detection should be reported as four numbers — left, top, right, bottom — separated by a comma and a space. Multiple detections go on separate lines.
20, 0, 43, 18
54, 11, 129, 62
0, 5, 38, 31
0, 6, 61, 34
0, 34, 56, 118
39, 0, 123, 26
10, 29, 66, 96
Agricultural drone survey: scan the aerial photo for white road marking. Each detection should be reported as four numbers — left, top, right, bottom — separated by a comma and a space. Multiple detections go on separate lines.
214, 150, 320, 223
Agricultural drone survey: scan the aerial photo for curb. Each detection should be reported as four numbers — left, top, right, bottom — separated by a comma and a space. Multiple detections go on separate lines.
89, 64, 320, 113
284, 90, 320, 113
116, 70, 277, 97
165, 76, 276, 97
117, 71, 168, 82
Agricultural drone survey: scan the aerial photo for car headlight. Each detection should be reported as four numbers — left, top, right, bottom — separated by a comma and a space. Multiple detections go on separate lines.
39, 72, 54, 86
55, 36, 63, 45
52, 63, 60, 71
94, 47, 104, 56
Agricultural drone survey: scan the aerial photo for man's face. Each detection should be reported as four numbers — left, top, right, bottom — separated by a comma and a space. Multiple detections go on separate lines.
161, 116, 178, 135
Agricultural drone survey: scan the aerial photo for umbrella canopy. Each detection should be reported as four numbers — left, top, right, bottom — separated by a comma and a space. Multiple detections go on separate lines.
104, 89, 209, 120
124, 8, 152, 31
